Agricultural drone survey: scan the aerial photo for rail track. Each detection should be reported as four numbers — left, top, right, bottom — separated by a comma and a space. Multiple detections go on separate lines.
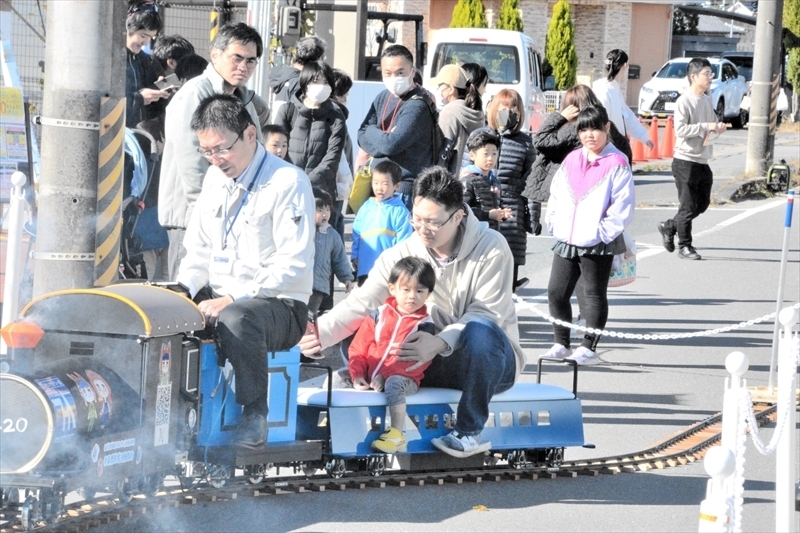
0, 402, 778, 532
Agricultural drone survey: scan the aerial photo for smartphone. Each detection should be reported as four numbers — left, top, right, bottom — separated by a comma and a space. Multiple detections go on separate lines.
155, 73, 181, 91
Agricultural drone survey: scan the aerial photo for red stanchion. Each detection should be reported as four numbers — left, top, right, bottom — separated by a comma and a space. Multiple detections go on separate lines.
646, 117, 661, 159
661, 116, 675, 158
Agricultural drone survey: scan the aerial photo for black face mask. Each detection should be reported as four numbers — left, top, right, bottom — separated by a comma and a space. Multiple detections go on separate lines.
497, 109, 519, 131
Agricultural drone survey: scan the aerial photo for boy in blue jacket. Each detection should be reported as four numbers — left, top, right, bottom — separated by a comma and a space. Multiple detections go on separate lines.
351, 160, 413, 286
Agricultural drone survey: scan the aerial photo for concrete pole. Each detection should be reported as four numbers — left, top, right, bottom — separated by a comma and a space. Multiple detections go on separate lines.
247, 0, 273, 98
355, 0, 369, 81
34, 1, 126, 295
744, 0, 784, 175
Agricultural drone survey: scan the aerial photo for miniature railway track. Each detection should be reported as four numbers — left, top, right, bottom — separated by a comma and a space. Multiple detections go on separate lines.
0, 403, 778, 532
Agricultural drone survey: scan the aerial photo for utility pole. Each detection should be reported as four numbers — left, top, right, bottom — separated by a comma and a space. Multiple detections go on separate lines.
355, 0, 368, 80
34, 1, 127, 295
745, 0, 784, 175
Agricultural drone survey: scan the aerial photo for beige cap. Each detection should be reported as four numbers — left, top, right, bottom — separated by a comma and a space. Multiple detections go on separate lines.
430, 64, 468, 89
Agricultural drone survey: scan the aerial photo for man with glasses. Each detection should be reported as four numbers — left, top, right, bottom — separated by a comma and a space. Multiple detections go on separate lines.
176, 94, 315, 450
300, 167, 522, 458
160, 22, 265, 280
657, 57, 726, 261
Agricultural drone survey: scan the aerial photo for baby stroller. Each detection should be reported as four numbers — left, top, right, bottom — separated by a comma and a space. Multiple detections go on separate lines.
120, 128, 168, 279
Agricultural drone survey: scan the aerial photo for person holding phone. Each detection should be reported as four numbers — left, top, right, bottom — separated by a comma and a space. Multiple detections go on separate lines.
125, 0, 171, 128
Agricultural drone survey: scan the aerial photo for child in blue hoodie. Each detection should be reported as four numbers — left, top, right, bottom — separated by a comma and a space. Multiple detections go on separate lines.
351, 160, 413, 286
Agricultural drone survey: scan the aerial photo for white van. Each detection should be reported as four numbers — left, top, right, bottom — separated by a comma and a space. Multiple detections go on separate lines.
424, 28, 547, 133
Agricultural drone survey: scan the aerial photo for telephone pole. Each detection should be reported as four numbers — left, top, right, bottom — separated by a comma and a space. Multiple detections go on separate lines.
34, 1, 127, 295
745, 0, 784, 175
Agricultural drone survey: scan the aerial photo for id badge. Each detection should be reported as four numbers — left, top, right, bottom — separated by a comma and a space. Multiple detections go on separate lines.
210, 249, 235, 274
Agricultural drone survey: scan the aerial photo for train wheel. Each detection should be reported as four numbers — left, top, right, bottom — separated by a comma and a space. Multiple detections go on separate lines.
246, 464, 267, 485
367, 456, 385, 477
546, 448, 564, 468
144, 473, 164, 497
117, 479, 135, 504
301, 463, 318, 477
207, 465, 231, 489
39, 489, 63, 525
508, 450, 528, 469
20, 495, 40, 531
325, 459, 346, 479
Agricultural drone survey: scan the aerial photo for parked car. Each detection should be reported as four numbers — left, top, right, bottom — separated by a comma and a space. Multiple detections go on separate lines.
638, 57, 749, 128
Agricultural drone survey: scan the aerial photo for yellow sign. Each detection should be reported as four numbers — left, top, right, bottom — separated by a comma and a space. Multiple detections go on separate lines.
0, 87, 25, 124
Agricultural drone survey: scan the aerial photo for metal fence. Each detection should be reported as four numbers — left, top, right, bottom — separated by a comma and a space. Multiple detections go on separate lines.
1, 1, 251, 151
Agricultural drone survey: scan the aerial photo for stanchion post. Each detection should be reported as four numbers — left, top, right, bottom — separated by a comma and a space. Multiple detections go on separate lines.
699, 446, 735, 533
1, 172, 29, 357
768, 190, 795, 393
722, 352, 749, 450
776, 306, 799, 533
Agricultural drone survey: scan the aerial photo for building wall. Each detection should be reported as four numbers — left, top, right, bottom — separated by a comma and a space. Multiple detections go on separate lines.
630, 3, 672, 108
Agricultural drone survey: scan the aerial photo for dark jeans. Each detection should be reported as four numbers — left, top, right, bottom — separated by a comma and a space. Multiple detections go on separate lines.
548, 253, 614, 350
664, 158, 713, 248
420, 318, 516, 435
200, 293, 307, 407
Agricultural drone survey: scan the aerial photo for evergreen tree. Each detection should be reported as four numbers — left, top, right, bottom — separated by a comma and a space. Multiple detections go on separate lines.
497, 0, 524, 32
471, 0, 488, 28
545, 0, 577, 90
451, 0, 472, 28
784, 0, 800, 120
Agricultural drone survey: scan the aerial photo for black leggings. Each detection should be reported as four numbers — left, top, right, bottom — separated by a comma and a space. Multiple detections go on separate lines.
547, 253, 614, 350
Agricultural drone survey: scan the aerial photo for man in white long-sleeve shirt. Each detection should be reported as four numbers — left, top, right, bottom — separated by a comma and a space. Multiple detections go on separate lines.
176, 94, 315, 449
657, 57, 726, 261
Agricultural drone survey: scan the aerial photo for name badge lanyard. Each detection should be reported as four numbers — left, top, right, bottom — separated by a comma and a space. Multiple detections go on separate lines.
222, 152, 269, 250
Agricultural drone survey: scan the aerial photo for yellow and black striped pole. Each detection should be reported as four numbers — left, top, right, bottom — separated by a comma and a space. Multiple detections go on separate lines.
210, 9, 219, 44
94, 97, 125, 286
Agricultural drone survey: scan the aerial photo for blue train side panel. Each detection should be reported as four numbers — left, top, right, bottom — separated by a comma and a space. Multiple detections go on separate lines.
297, 383, 585, 457
197, 343, 300, 447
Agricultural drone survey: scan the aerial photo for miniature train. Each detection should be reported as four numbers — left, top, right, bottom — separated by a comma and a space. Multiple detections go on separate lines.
0, 284, 588, 528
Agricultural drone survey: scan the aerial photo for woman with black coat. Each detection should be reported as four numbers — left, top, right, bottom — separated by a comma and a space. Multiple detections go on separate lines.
462, 89, 535, 291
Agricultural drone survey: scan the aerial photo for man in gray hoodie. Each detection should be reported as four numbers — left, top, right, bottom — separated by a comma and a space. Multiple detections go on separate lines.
159, 23, 264, 280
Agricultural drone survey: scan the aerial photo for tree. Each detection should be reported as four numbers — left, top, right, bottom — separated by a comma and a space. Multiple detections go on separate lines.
450, 0, 487, 29
672, 9, 699, 36
784, 0, 800, 121
497, 0, 524, 32
544, 0, 577, 90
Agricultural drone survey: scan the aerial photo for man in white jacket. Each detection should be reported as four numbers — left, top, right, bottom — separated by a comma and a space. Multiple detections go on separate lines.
176, 94, 315, 450
300, 167, 522, 458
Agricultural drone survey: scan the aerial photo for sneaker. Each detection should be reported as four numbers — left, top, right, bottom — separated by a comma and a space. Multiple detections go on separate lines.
678, 246, 701, 260
570, 317, 586, 339
657, 222, 675, 253
567, 347, 601, 366
371, 427, 407, 453
431, 430, 491, 458
514, 277, 529, 292
233, 412, 267, 450
541, 343, 572, 359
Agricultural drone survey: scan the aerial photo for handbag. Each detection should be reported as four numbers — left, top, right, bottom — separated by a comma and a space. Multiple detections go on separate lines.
347, 157, 373, 215
608, 231, 637, 287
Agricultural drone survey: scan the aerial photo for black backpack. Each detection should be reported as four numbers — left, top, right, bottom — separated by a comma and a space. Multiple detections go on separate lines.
411, 91, 457, 170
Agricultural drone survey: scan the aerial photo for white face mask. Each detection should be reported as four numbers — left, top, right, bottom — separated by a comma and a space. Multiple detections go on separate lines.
384, 75, 413, 96
306, 83, 332, 104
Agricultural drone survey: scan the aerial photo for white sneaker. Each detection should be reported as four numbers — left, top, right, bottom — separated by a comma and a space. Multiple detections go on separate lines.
541, 343, 572, 359
567, 347, 600, 366
431, 431, 491, 458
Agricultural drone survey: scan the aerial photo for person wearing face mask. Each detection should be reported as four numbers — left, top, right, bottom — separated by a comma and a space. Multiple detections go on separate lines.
431, 64, 485, 177
358, 45, 435, 209
275, 60, 347, 232
461, 89, 534, 292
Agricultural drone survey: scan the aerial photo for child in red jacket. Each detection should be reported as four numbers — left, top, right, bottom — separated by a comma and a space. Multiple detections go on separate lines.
348, 256, 436, 453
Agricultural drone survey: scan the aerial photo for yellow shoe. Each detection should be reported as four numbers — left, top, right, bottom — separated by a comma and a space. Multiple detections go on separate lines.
371, 427, 407, 453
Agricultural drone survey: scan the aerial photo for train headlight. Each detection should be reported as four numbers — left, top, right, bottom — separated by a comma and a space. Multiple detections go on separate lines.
0, 321, 45, 349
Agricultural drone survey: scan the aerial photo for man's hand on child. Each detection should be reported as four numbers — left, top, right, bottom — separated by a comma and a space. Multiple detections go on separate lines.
298, 334, 324, 359
353, 377, 371, 390
392, 331, 448, 372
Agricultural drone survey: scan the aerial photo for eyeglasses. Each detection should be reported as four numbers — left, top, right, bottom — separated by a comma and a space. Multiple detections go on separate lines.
410, 208, 459, 232
224, 51, 259, 69
197, 134, 241, 159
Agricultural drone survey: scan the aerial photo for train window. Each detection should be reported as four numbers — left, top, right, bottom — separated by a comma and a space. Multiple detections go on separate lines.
409, 415, 420, 428
367, 416, 382, 431
425, 414, 439, 429
500, 412, 513, 427
317, 411, 328, 427
537, 411, 551, 426
444, 414, 456, 429
485, 413, 495, 427
518, 411, 532, 426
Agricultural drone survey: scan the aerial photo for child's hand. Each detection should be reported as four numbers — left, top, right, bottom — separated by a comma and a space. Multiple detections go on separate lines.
353, 377, 370, 390
488, 208, 504, 221
498, 207, 514, 221
370, 374, 385, 392
344, 280, 354, 293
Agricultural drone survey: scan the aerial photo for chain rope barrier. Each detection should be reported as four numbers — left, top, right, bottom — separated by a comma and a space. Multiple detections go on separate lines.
513, 295, 800, 342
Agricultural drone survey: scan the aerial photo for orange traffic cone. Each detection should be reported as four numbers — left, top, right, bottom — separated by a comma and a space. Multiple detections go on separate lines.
631, 135, 647, 163
646, 117, 660, 159
660, 116, 675, 158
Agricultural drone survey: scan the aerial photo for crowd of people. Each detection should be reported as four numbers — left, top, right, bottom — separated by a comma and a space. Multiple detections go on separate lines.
123, 0, 724, 454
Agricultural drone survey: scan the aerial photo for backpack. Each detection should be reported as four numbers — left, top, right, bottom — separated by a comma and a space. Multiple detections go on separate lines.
411, 90, 456, 170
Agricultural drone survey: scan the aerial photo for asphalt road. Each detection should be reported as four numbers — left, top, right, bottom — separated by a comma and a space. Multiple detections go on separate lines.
98, 129, 800, 533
